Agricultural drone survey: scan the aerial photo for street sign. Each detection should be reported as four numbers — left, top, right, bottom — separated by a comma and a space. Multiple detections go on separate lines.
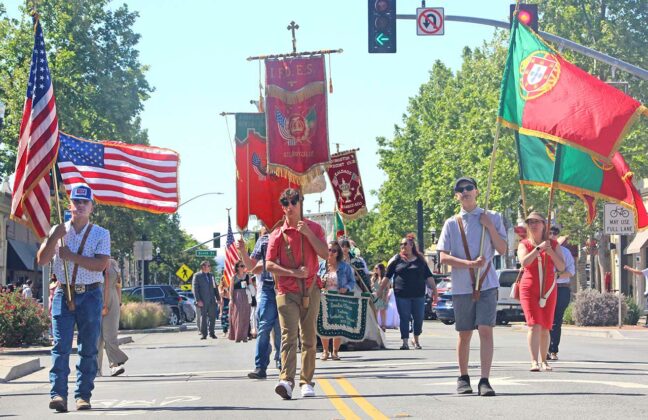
133, 241, 153, 261
180, 284, 192, 291
195, 250, 217, 257
604, 203, 635, 235
417, 7, 444, 36
175, 264, 194, 282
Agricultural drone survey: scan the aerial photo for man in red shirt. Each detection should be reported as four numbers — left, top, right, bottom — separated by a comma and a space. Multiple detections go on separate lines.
266, 188, 327, 400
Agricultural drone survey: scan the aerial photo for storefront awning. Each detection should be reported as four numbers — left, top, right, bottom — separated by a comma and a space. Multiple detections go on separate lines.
625, 230, 648, 254
8, 239, 38, 271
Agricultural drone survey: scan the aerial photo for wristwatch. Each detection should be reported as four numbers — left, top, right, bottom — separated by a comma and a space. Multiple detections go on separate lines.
535, 246, 541, 252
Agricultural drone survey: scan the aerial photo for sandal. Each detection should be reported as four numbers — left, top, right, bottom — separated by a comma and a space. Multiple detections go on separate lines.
541, 361, 552, 372
530, 360, 540, 372
331, 353, 340, 360
320, 352, 329, 361
411, 339, 422, 350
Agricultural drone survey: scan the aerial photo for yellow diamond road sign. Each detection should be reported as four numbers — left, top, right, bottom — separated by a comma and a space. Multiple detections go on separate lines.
176, 264, 194, 282
180, 284, 192, 291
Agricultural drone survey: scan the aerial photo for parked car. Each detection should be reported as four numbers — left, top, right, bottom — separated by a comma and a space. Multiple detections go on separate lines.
435, 270, 526, 326
178, 295, 196, 323
122, 285, 184, 326
495, 269, 526, 325
424, 275, 451, 320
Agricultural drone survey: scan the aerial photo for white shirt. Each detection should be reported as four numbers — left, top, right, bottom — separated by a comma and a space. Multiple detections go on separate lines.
51, 221, 111, 285
557, 246, 575, 284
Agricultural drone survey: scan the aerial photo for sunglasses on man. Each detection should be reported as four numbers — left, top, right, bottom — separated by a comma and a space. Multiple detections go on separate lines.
280, 196, 300, 207
455, 184, 476, 193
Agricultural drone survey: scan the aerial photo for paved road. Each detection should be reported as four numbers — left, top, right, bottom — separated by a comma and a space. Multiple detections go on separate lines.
2, 321, 648, 418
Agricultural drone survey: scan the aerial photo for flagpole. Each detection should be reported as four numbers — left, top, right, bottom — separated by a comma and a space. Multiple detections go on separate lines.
51, 165, 75, 311
474, 124, 501, 301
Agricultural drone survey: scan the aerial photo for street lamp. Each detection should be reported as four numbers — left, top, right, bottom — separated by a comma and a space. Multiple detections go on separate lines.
177, 192, 224, 209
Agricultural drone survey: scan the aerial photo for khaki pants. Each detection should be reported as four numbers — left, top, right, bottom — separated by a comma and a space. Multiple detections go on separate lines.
276, 285, 320, 387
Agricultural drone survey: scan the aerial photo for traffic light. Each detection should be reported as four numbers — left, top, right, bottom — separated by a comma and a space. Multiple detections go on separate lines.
213, 232, 220, 248
368, 0, 396, 53
510, 3, 539, 32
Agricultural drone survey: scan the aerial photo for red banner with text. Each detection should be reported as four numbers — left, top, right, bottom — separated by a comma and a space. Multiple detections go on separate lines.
265, 55, 330, 185
327, 150, 367, 220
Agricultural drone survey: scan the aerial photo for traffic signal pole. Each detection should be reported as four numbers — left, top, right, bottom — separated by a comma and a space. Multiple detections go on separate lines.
395, 14, 648, 81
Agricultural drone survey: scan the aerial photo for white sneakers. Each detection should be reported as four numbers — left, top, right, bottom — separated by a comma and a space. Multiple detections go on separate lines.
110, 365, 125, 377
301, 383, 316, 398
274, 380, 316, 399
275, 380, 293, 400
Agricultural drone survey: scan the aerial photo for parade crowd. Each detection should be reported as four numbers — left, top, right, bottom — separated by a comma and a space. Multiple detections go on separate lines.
35, 178, 590, 412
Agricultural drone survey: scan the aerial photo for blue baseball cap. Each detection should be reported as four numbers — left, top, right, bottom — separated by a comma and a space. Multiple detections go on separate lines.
70, 185, 93, 201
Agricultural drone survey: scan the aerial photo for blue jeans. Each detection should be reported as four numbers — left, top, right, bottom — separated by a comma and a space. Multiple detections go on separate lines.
396, 296, 425, 339
549, 286, 571, 353
254, 284, 281, 370
50, 287, 103, 400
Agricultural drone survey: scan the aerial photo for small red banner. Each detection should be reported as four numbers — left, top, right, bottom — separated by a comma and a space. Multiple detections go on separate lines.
265, 55, 330, 185
327, 150, 367, 220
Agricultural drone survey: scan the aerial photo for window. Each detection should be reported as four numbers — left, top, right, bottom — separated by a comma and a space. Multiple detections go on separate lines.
145, 287, 164, 299
498, 271, 520, 288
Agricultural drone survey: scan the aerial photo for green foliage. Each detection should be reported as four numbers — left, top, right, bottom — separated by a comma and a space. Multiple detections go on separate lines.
0, 1, 203, 281
119, 301, 167, 330
624, 296, 641, 325
352, 2, 648, 261
563, 303, 574, 325
0, 292, 50, 347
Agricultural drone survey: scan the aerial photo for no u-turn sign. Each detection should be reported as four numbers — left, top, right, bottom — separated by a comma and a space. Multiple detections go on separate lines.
417, 7, 444, 36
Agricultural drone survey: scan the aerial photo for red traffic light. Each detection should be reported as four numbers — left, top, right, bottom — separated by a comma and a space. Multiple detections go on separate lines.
509, 3, 538, 32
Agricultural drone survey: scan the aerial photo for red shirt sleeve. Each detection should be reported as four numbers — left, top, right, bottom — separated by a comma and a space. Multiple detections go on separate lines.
266, 229, 280, 262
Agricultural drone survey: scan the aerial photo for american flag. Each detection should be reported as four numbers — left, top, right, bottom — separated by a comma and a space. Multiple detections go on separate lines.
57, 133, 179, 213
10, 19, 59, 239
222, 213, 238, 287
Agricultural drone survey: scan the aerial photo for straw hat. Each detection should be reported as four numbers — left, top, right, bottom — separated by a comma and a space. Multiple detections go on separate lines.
525, 211, 547, 224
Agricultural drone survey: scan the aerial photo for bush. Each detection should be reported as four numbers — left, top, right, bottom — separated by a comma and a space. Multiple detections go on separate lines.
119, 302, 167, 330
563, 303, 574, 325
0, 292, 50, 347
572, 289, 627, 326
624, 297, 641, 326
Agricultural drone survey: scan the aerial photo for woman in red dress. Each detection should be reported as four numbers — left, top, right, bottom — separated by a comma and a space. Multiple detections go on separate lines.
517, 212, 565, 372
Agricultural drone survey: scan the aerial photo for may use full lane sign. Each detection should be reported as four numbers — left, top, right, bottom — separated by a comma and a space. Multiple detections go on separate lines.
604, 203, 635, 235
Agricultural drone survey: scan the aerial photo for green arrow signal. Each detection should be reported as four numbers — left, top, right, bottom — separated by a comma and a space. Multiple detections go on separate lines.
376, 33, 390, 46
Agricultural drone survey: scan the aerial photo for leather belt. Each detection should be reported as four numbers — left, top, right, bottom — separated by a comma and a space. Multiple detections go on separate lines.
58, 282, 102, 294
557, 283, 570, 288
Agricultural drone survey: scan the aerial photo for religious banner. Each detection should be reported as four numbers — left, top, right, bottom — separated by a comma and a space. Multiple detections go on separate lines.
235, 113, 290, 230
326, 150, 367, 220
265, 55, 330, 184
317, 292, 371, 341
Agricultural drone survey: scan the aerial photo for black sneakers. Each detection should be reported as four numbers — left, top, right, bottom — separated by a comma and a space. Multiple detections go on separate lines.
456, 375, 473, 394
478, 378, 496, 396
247, 368, 267, 379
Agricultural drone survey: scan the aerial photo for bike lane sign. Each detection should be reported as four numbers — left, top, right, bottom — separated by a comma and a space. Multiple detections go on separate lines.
604, 203, 635, 235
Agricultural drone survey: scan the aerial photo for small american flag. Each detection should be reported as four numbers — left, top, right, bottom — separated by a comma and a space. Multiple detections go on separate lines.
57, 133, 179, 213
222, 213, 238, 287
10, 19, 59, 239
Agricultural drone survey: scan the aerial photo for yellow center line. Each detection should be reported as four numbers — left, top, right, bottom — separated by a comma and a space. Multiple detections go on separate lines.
316, 378, 361, 420
336, 377, 390, 420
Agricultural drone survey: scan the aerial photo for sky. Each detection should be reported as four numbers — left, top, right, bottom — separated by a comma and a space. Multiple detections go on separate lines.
4, 0, 516, 256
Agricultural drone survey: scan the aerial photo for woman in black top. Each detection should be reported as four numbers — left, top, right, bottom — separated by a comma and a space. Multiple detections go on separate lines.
385, 234, 438, 350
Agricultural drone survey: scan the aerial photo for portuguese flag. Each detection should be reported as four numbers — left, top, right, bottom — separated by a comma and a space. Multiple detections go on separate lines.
516, 133, 648, 229
499, 18, 647, 160
334, 210, 345, 238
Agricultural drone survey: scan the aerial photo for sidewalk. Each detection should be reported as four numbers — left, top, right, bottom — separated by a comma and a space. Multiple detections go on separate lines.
0, 323, 195, 382
510, 323, 648, 339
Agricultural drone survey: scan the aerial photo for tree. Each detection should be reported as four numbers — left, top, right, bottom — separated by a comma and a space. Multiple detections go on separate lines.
0, 1, 199, 282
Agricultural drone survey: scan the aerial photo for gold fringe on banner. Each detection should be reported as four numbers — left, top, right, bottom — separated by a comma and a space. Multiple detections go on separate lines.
339, 207, 367, 222
268, 163, 330, 188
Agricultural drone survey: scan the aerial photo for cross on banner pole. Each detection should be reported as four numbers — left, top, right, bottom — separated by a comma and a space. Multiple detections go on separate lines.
287, 21, 299, 54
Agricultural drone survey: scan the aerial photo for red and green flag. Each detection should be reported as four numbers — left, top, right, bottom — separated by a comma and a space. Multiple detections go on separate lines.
516, 133, 648, 229
499, 18, 647, 160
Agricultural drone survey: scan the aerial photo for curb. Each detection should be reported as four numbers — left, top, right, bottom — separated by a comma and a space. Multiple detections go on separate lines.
119, 324, 188, 334
511, 325, 625, 339
0, 357, 41, 383
0, 336, 134, 357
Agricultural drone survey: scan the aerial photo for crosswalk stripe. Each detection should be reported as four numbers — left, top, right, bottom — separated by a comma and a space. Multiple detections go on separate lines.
336, 377, 389, 420
316, 378, 361, 420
